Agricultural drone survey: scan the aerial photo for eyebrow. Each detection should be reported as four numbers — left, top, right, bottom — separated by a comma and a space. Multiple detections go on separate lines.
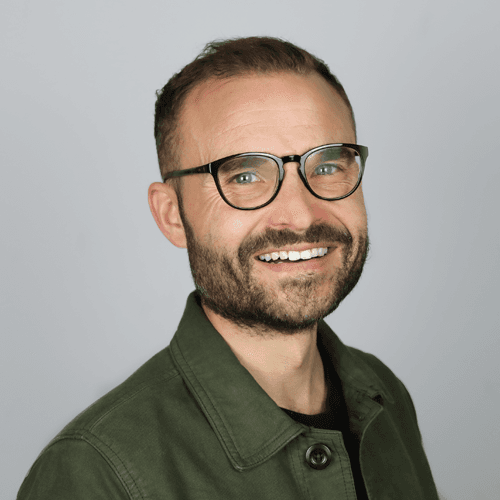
229, 144, 343, 157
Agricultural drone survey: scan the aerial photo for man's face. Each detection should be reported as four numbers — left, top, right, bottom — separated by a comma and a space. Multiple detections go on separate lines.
173, 72, 369, 337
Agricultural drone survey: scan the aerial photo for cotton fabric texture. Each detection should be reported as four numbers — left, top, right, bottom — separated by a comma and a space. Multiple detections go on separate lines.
18, 291, 439, 499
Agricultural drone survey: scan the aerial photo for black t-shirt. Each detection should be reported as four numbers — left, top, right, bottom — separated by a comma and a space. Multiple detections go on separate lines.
280, 349, 368, 500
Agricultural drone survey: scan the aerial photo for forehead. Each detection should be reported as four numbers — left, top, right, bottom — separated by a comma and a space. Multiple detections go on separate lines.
178, 72, 355, 164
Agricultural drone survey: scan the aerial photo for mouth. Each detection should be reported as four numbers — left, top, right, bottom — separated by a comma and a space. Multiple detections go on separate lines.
253, 246, 336, 272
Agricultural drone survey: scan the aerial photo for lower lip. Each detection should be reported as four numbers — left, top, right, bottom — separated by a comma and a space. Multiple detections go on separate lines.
255, 248, 334, 273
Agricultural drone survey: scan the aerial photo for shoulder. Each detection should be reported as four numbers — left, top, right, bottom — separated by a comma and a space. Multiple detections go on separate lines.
345, 345, 420, 422
63, 346, 179, 430
348, 346, 402, 386
17, 437, 132, 499
18, 345, 186, 499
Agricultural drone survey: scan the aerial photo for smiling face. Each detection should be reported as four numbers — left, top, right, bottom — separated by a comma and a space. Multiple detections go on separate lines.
150, 71, 369, 338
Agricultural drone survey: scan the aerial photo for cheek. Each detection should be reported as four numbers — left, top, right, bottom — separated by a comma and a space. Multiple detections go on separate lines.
185, 181, 223, 217
194, 190, 247, 248
232, 219, 244, 230
352, 202, 368, 234
334, 191, 367, 229
355, 189, 368, 222
183, 185, 222, 241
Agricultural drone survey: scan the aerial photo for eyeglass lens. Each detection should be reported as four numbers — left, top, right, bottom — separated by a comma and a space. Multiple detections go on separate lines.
217, 146, 362, 209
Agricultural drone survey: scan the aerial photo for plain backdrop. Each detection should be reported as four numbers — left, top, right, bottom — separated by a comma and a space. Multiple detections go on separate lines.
1, 0, 499, 498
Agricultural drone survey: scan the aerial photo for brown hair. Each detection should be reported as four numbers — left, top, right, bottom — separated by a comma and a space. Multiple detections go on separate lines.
154, 36, 356, 200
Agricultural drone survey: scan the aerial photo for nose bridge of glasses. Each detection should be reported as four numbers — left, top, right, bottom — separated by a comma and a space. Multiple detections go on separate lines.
275, 153, 311, 199
281, 154, 302, 166
278, 154, 304, 183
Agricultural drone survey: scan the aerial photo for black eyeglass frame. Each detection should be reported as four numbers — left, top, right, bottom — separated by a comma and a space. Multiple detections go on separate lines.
163, 143, 369, 211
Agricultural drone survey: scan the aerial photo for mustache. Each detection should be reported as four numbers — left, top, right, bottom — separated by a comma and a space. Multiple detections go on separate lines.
242, 223, 353, 260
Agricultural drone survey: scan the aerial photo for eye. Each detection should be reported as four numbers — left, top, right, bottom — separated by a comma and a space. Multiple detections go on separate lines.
233, 171, 259, 184
314, 163, 341, 176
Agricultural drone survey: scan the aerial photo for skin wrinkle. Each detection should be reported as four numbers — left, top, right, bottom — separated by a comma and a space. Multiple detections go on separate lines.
201, 123, 345, 168
186, 76, 353, 158
196, 120, 325, 157
148, 72, 369, 414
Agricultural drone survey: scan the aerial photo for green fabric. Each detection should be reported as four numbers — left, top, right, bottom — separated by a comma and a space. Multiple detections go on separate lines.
18, 291, 439, 499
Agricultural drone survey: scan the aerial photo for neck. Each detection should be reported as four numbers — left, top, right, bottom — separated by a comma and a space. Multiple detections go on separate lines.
203, 304, 328, 415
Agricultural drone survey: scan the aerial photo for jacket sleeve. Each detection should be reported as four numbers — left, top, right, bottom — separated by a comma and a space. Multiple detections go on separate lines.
17, 438, 132, 500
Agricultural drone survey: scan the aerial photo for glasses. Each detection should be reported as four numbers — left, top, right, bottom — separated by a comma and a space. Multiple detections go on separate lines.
163, 143, 369, 210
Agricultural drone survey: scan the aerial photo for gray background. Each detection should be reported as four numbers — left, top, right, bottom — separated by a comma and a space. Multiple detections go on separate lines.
1, 0, 499, 498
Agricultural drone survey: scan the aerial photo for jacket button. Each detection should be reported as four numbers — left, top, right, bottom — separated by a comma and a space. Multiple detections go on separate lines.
305, 443, 332, 470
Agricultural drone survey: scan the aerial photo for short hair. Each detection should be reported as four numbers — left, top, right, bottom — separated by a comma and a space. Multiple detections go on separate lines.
154, 36, 356, 201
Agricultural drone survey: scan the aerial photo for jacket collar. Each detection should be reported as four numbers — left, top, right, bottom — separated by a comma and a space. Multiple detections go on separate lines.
170, 291, 392, 471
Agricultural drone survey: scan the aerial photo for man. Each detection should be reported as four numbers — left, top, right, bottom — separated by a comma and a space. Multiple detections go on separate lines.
18, 37, 440, 499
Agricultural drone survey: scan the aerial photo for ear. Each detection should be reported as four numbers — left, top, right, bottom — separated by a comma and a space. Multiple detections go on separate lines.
148, 182, 187, 249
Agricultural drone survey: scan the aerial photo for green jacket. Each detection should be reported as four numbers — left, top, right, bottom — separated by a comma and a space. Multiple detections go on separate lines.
18, 291, 439, 499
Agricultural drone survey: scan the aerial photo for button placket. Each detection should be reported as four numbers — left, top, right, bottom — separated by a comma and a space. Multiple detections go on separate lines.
305, 443, 332, 470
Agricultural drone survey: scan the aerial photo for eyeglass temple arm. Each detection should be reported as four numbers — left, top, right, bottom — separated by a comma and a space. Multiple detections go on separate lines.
163, 164, 211, 182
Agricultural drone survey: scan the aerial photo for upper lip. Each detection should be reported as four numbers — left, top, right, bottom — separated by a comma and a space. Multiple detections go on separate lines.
254, 244, 333, 258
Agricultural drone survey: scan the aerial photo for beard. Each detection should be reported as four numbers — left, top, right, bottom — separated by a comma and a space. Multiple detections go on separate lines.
176, 195, 370, 338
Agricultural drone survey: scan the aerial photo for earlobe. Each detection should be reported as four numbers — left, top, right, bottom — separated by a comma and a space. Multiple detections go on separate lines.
147, 182, 187, 249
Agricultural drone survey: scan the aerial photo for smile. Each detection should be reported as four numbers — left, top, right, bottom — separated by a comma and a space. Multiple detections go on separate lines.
257, 247, 328, 263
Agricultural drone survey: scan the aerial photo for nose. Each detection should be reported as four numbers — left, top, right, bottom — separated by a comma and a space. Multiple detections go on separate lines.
278, 158, 310, 198
270, 159, 318, 218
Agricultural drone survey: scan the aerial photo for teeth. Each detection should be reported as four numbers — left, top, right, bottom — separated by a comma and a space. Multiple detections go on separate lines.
258, 247, 328, 262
